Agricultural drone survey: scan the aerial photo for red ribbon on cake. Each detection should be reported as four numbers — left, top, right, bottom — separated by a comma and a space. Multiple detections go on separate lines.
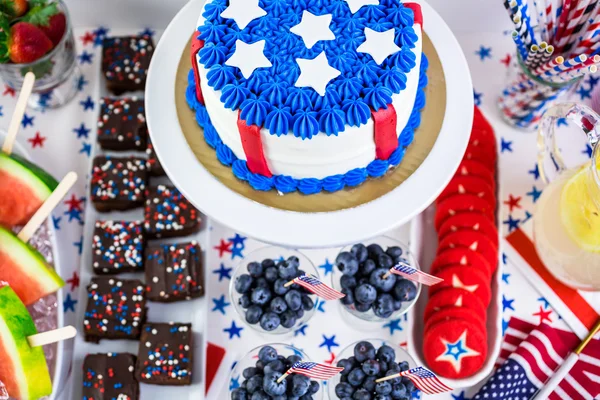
237, 111, 273, 177
372, 104, 399, 160
190, 30, 205, 105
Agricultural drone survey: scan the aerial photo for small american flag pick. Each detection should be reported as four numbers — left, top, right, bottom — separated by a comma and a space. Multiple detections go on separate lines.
400, 367, 453, 395
288, 362, 344, 380
292, 275, 345, 300
388, 262, 444, 286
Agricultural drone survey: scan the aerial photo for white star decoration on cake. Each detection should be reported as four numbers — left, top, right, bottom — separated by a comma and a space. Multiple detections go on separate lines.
344, 0, 380, 13
357, 27, 401, 65
225, 40, 272, 79
220, 0, 267, 30
295, 51, 340, 96
290, 11, 335, 49
435, 330, 481, 373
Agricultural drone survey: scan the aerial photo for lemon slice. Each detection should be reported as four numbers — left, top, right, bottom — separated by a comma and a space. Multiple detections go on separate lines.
560, 163, 600, 253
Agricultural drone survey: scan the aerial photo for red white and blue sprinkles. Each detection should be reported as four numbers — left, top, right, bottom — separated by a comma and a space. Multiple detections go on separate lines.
91, 156, 148, 204
144, 185, 201, 238
102, 35, 154, 85
92, 220, 144, 273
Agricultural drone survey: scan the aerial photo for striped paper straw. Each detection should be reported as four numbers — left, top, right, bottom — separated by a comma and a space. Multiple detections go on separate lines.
525, 45, 540, 68
555, 0, 574, 43
545, 0, 555, 38
561, 0, 598, 54
534, 0, 550, 42
533, 55, 564, 76
573, 13, 600, 54
512, 30, 529, 60
544, 54, 587, 76
556, 0, 592, 51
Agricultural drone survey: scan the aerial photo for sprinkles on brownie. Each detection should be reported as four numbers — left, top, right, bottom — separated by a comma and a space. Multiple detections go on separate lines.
83, 353, 139, 400
144, 185, 201, 239
83, 277, 147, 343
136, 322, 193, 385
92, 220, 144, 274
102, 35, 154, 94
91, 156, 149, 212
145, 241, 204, 302
97, 97, 148, 151
146, 139, 165, 176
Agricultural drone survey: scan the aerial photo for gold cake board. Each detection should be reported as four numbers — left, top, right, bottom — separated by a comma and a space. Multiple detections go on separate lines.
175, 34, 446, 213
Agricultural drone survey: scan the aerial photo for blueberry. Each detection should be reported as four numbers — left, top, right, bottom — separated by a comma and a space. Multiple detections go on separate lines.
246, 374, 263, 393
301, 294, 314, 311
383, 369, 401, 385
291, 374, 311, 396
341, 288, 355, 305
386, 246, 403, 258
336, 252, 359, 276
377, 345, 396, 364
278, 261, 298, 280
269, 296, 288, 314
245, 305, 263, 324
377, 253, 394, 269
403, 379, 415, 393
387, 362, 401, 373
351, 244, 369, 262
369, 268, 396, 292
260, 312, 281, 331
235, 274, 253, 294
296, 269, 306, 278
247, 262, 263, 278
231, 388, 247, 400
354, 341, 376, 362
341, 275, 357, 290
354, 301, 371, 312
250, 390, 269, 400
367, 243, 384, 258
363, 375, 377, 392
379, 360, 388, 373
309, 380, 320, 394
251, 286, 272, 305
273, 279, 290, 295
258, 346, 278, 363
362, 359, 381, 376
287, 355, 302, 366
376, 381, 393, 395
337, 358, 354, 375
287, 255, 300, 268
239, 294, 251, 308
264, 360, 285, 374
265, 266, 279, 282
280, 310, 297, 328
295, 308, 305, 319
347, 368, 366, 387
373, 294, 395, 318
357, 277, 370, 286
393, 300, 403, 311
398, 361, 409, 372
261, 258, 275, 268
285, 290, 302, 311
243, 367, 259, 379
392, 280, 417, 302
352, 388, 371, 400
335, 382, 354, 397
354, 283, 377, 304
360, 259, 377, 276
255, 360, 265, 370
255, 277, 269, 288
263, 371, 287, 396
390, 382, 407, 398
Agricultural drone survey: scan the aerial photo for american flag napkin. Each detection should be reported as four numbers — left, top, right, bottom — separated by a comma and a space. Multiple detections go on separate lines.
473, 317, 600, 400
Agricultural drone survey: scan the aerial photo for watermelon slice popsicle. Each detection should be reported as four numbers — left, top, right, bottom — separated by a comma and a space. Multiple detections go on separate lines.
0, 72, 59, 229
0, 172, 77, 305
0, 285, 77, 400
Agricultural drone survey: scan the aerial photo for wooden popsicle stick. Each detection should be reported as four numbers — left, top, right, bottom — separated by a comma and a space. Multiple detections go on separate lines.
17, 171, 78, 242
1, 72, 35, 155
27, 326, 77, 347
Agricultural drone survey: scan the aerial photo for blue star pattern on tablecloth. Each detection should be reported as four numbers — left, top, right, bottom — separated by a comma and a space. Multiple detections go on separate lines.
473, 89, 482, 106
523, 210, 533, 223
76, 75, 89, 91
526, 185, 543, 202
557, 117, 569, 127
228, 233, 247, 248
52, 215, 61, 230
79, 142, 91, 156
317, 300, 326, 313
500, 137, 513, 153
73, 123, 90, 138
588, 74, 600, 89
528, 164, 540, 180
503, 214, 521, 232
213, 263, 233, 281
64, 208, 83, 223
537, 297, 550, 308
583, 144, 593, 158
318, 259, 334, 276
319, 335, 339, 353
73, 237, 83, 255
229, 376, 240, 390
502, 295, 515, 312
93, 26, 109, 46
577, 85, 592, 100
78, 51, 93, 64
63, 293, 77, 313
502, 318, 509, 335
79, 96, 94, 111
502, 273, 511, 284
224, 320, 244, 339
21, 113, 34, 127
502, 253, 507, 265
295, 324, 309, 336
231, 245, 244, 259
212, 295, 231, 315
383, 318, 403, 335
475, 45, 492, 61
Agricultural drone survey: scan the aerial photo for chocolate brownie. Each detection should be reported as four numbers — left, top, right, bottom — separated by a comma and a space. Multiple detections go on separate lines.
97, 97, 147, 151
144, 185, 201, 239
136, 322, 193, 385
83, 277, 147, 343
92, 220, 144, 274
91, 156, 149, 212
83, 353, 139, 400
145, 241, 204, 302
102, 35, 154, 94
146, 139, 165, 176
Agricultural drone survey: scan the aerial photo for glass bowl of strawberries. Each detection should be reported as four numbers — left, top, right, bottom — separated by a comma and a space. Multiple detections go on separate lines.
0, 0, 79, 109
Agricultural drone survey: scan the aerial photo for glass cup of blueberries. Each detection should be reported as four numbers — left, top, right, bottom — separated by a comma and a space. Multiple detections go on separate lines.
329, 339, 418, 400
332, 237, 421, 323
230, 344, 323, 400
230, 246, 319, 335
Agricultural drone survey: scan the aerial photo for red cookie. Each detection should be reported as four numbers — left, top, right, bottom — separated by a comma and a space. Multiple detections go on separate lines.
424, 305, 486, 333
472, 106, 496, 147
437, 176, 496, 209
434, 194, 496, 231
431, 248, 493, 280
437, 231, 499, 271
463, 144, 497, 173
424, 318, 488, 379
429, 265, 492, 306
438, 212, 499, 248
454, 160, 496, 191
424, 288, 486, 321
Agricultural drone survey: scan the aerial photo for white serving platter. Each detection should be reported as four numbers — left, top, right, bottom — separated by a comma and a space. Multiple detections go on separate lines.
145, 0, 474, 249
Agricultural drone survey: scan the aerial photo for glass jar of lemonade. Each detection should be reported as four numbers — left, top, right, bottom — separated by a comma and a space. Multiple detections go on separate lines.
533, 103, 600, 291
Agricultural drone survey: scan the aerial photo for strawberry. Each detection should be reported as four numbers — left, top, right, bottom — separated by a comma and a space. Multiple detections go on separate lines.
38, 12, 66, 46
5, 22, 53, 63
0, 0, 28, 17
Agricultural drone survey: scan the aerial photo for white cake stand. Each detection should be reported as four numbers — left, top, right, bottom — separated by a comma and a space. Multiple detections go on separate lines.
146, 0, 473, 249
